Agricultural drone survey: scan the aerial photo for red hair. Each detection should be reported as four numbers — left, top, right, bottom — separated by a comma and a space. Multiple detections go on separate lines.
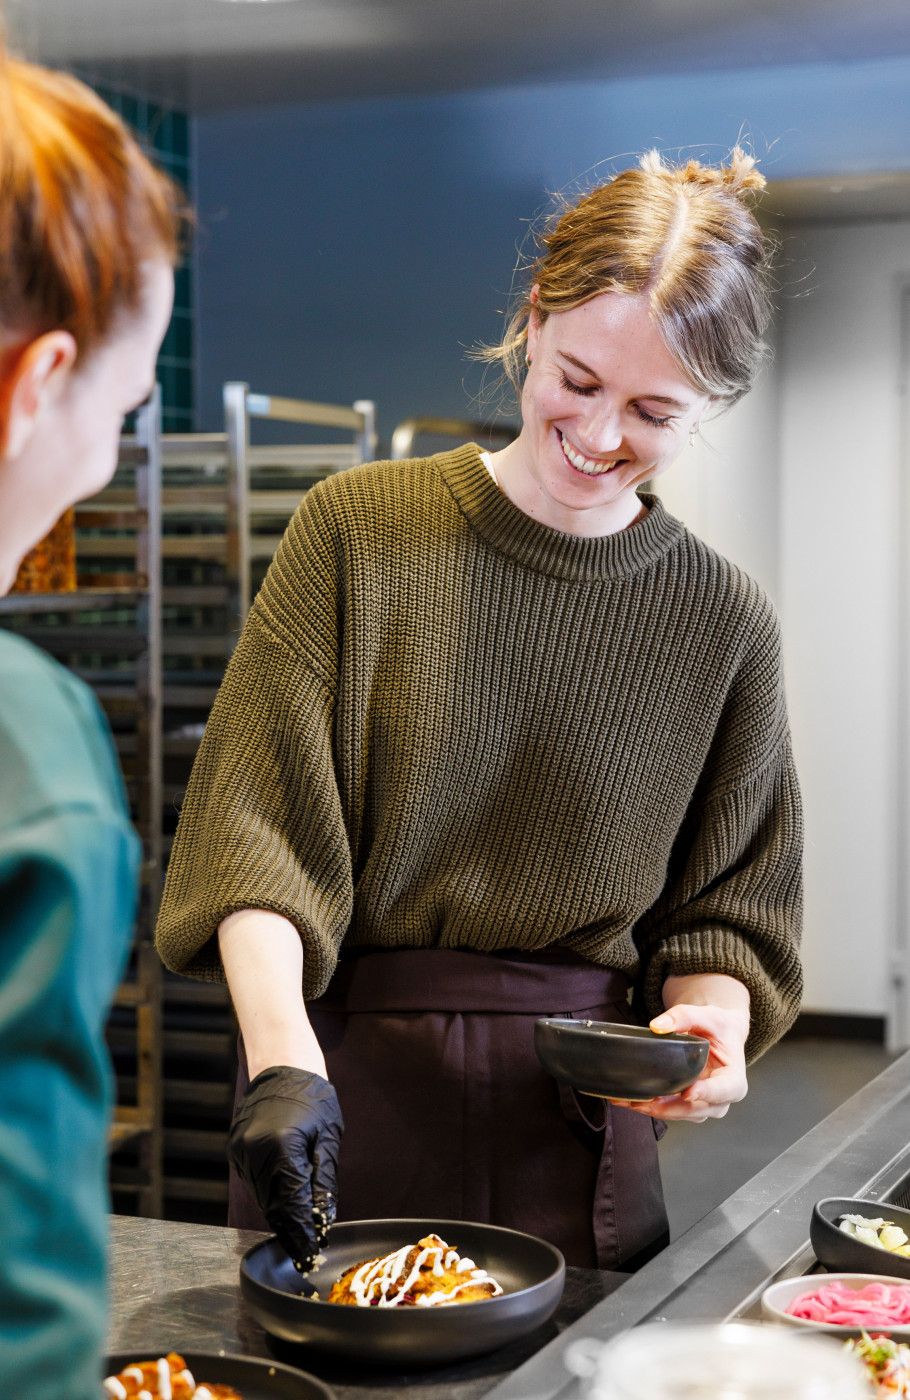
0, 51, 184, 356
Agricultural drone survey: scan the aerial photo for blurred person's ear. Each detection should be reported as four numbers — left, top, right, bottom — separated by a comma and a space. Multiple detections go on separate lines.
0, 330, 78, 459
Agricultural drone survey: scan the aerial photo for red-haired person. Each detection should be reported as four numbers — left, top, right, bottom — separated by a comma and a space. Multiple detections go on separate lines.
0, 50, 180, 1400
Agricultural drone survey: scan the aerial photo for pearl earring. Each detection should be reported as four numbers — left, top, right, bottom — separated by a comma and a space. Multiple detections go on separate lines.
689, 424, 700, 448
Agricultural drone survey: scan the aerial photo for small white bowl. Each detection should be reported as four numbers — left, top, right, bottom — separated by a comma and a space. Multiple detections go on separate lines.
762, 1272, 910, 1337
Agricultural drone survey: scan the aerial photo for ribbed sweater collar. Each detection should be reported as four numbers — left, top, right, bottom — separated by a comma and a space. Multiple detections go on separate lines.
435, 442, 686, 583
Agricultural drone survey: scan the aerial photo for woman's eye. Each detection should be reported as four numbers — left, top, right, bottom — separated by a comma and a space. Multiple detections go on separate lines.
559, 371, 598, 398
634, 404, 673, 428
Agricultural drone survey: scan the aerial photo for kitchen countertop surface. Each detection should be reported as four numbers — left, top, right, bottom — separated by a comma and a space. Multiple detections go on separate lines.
109, 1050, 910, 1399
108, 1215, 624, 1399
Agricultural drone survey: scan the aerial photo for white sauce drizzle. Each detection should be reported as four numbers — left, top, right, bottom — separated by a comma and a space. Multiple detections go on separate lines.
177, 1369, 195, 1390
157, 1357, 173, 1400
123, 1369, 144, 1386
347, 1234, 503, 1308
103, 1380, 128, 1400
194, 1388, 215, 1400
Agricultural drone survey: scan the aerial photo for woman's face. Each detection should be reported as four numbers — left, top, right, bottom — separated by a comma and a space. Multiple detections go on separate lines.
0, 257, 174, 593
498, 289, 710, 537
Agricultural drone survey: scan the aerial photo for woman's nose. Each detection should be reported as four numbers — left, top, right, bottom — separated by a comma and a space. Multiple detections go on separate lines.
578, 405, 623, 454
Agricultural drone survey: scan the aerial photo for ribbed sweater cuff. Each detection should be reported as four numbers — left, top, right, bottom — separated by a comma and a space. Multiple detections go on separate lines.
641, 929, 802, 1063
155, 898, 342, 999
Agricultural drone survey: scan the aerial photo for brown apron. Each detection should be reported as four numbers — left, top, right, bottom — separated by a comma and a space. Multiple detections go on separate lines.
228, 948, 669, 1271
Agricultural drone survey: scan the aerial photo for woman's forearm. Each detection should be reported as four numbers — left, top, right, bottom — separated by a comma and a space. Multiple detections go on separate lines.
218, 908, 327, 1081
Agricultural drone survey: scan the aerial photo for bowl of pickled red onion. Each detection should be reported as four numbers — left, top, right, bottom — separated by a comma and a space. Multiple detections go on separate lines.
762, 1273, 910, 1337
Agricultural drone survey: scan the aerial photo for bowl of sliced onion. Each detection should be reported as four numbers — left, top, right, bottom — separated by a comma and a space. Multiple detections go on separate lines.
811, 1197, 910, 1281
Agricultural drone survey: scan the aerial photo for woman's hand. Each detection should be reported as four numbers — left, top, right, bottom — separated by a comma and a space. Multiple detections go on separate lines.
219, 909, 342, 1269
609, 973, 750, 1124
228, 1064, 343, 1270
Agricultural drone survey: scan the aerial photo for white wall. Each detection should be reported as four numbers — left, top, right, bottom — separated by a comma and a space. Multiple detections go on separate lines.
779, 220, 909, 1018
657, 341, 781, 603
660, 218, 910, 1024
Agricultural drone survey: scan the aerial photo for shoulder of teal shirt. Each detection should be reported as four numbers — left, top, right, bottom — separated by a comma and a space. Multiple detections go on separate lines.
0, 630, 141, 1400
0, 629, 134, 828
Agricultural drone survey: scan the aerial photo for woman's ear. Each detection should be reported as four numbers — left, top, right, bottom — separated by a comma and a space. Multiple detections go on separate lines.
0, 331, 78, 460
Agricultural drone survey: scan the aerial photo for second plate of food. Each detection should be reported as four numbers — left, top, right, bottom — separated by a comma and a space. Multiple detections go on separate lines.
240, 1218, 565, 1365
105, 1350, 334, 1399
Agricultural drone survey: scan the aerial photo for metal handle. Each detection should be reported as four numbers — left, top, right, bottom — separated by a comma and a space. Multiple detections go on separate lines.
390, 415, 518, 461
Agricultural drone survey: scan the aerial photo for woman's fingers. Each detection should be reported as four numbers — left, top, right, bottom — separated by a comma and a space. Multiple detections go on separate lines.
650, 1002, 749, 1046
607, 1000, 750, 1123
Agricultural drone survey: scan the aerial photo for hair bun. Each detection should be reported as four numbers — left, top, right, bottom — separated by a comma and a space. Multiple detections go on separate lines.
719, 147, 766, 194
639, 146, 766, 197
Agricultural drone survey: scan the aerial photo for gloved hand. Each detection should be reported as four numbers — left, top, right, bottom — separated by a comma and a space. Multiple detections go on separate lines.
228, 1065, 344, 1271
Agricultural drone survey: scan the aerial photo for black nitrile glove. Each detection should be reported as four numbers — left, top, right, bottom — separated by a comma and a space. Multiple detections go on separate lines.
228, 1065, 343, 1271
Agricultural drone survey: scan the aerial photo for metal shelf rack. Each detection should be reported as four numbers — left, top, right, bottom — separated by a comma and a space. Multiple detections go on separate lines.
67, 384, 376, 1221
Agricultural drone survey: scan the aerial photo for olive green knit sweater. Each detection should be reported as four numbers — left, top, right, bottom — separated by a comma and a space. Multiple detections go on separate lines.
156, 444, 802, 1060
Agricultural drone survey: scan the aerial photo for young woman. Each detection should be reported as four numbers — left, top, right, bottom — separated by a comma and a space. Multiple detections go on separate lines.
157, 149, 802, 1274
0, 50, 180, 1400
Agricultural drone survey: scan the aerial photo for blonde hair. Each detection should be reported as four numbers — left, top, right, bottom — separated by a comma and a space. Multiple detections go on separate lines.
483, 148, 773, 408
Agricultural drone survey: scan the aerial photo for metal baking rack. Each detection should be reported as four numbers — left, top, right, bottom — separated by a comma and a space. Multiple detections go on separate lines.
80, 384, 375, 1221
0, 389, 165, 1216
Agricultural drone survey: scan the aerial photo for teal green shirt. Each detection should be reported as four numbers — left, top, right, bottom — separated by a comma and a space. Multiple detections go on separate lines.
0, 632, 139, 1400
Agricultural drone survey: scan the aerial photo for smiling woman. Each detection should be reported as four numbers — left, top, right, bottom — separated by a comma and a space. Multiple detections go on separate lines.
156, 146, 801, 1280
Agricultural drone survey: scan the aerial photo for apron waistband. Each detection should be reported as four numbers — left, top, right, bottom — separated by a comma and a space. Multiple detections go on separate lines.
310, 946, 630, 1015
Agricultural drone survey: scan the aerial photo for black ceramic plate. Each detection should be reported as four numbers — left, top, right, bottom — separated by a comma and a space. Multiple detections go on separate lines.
240, 1218, 565, 1366
534, 1017, 710, 1099
105, 1350, 334, 1399
811, 1196, 910, 1280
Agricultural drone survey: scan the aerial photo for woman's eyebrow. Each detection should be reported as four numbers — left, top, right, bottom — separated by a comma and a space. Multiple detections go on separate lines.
557, 350, 600, 379
556, 350, 688, 409
639, 394, 688, 409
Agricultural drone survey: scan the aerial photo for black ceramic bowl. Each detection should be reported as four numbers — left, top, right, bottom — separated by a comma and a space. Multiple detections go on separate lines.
240, 1218, 565, 1366
811, 1196, 910, 1280
534, 1017, 710, 1099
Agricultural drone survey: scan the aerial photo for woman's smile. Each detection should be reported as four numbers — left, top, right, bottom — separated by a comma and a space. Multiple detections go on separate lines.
559, 430, 627, 477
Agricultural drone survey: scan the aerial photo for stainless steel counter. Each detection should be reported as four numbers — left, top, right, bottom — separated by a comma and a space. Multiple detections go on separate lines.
488, 1047, 910, 1400
109, 1047, 910, 1400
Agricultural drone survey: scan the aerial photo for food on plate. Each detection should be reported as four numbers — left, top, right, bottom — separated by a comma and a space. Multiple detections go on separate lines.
844, 1333, 910, 1396
102, 1352, 243, 1399
326, 1232, 505, 1307
840, 1213, 910, 1257
786, 1280, 910, 1328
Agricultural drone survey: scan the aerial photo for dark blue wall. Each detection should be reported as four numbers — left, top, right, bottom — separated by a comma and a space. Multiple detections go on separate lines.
195, 56, 910, 448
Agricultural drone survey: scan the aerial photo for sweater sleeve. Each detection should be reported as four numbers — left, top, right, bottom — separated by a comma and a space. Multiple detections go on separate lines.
155, 486, 354, 998
632, 608, 803, 1062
